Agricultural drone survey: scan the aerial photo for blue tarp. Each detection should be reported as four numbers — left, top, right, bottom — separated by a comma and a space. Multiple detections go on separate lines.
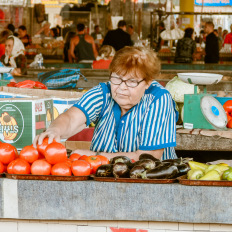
195, 0, 232, 6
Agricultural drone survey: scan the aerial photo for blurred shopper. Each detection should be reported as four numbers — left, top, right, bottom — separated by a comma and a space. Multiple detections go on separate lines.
63, 31, 76, 63
214, 29, 222, 50
1, 36, 27, 75
91, 25, 103, 40
92, 45, 115, 69
18, 25, 32, 47
0, 29, 13, 58
102, 20, 133, 51
50, 27, 59, 39
204, 21, 219, 64
128, 25, 139, 45
70, 23, 98, 63
35, 21, 52, 38
218, 26, 223, 41
222, 29, 228, 41
174, 27, 196, 63
223, 24, 232, 46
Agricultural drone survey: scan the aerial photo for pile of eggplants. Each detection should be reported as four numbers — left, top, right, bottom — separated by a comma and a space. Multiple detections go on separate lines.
95, 154, 191, 179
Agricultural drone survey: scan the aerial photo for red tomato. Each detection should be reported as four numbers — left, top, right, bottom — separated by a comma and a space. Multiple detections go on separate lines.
31, 160, 51, 175
223, 100, 232, 114
3, 164, 7, 173
45, 142, 67, 165
79, 155, 88, 160
12, 159, 31, 174
84, 156, 102, 174
71, 160, 91, 176
226, 111, 232, 124
65, 159, 72, 167
69, 153, 81, 162
37, 138, 55, 157
228, 119, 232, 128
7, 159, 19, 174
0, 143, 17, 164
97, 155, 110, 165
0, 161, 4, 173
20, 145, 39, 164
51, 163, 71, 176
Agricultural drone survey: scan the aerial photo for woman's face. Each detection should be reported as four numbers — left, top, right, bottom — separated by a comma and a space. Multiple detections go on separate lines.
110, 72, 151, 113
5, 39, 14, 56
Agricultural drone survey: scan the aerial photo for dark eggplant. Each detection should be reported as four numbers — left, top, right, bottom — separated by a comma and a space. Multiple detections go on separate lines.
162, 158, 182, 166
175, 163, 191, 177
139, 153, 160, 162
132, 159, 156, 170
96, 164, 113, 177
113, 162, 130, 178
141, 165, 178, 179
110, 156, 133, 168
182, 157, 193, 164
130, 165, 146, 178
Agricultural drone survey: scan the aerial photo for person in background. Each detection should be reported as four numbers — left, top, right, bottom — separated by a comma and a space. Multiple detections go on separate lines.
56, 25, 62, 37
70, 23, 98, 63
214, 29, 222, 50
128, 25, 139, 45
222, 29, 228, 42
174, 27, 196, 63
91, 25, 104, 51
63, 31, 76, 63
50, 27, 59, 39
218, 26, 223, 41
0, 30, 13, 59
102, 20, 133, 51
204, 21, 219, 64
18, 25, 32, 47
92, 45, 115, 69
91, 25, 103, 40
223, 24, 232, 46
1, 36, 27, 75
35, 21, 52, 38
7, 24, 15, 34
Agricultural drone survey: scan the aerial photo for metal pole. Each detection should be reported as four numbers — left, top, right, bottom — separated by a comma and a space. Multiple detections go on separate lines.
150, 10, 154, 49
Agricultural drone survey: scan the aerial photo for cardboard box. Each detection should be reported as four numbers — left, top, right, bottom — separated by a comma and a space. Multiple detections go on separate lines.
0, 98, 53, 149
64, 141, 91, 151
1, 87, 84, 119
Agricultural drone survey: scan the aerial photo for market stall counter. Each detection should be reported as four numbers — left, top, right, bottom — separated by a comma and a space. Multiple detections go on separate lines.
0, 178, 232, 224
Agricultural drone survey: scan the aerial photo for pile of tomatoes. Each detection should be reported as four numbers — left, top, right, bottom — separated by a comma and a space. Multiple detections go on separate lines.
0, 139, 109, 176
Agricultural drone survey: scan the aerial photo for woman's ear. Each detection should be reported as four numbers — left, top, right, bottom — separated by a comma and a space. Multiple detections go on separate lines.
145, 80, 152, 89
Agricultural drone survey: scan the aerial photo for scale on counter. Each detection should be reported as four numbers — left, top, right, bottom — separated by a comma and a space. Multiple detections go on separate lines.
178, 73, 227, 130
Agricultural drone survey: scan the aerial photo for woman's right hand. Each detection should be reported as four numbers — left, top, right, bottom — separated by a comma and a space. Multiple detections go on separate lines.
33, 128, 61, 148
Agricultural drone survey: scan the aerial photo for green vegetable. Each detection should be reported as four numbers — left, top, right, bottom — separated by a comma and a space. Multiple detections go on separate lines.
188, 161, 208, 172
187, 169, 204, 180
199, 170, 220, 181
165, 76, 200, 103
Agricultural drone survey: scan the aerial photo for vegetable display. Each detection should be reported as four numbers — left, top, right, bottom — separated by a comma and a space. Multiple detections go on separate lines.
187, 161, 232, 181
0, 141, 109, 177
96, 155, 191, 179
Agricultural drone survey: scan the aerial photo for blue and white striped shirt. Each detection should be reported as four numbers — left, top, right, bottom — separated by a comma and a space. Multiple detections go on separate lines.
73, 81, 178, 160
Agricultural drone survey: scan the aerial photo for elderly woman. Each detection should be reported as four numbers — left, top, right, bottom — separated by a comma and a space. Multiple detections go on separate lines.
1, 35, 27, 76
35, 46, 178, 161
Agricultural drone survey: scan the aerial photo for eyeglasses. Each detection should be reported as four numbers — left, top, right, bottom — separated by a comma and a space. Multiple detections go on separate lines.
110, 76, 145, 88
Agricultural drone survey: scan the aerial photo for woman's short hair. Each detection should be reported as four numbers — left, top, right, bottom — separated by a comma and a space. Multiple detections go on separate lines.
110, 46, 160, 83
184, 27, 194, 38
99, 45, 115, 59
